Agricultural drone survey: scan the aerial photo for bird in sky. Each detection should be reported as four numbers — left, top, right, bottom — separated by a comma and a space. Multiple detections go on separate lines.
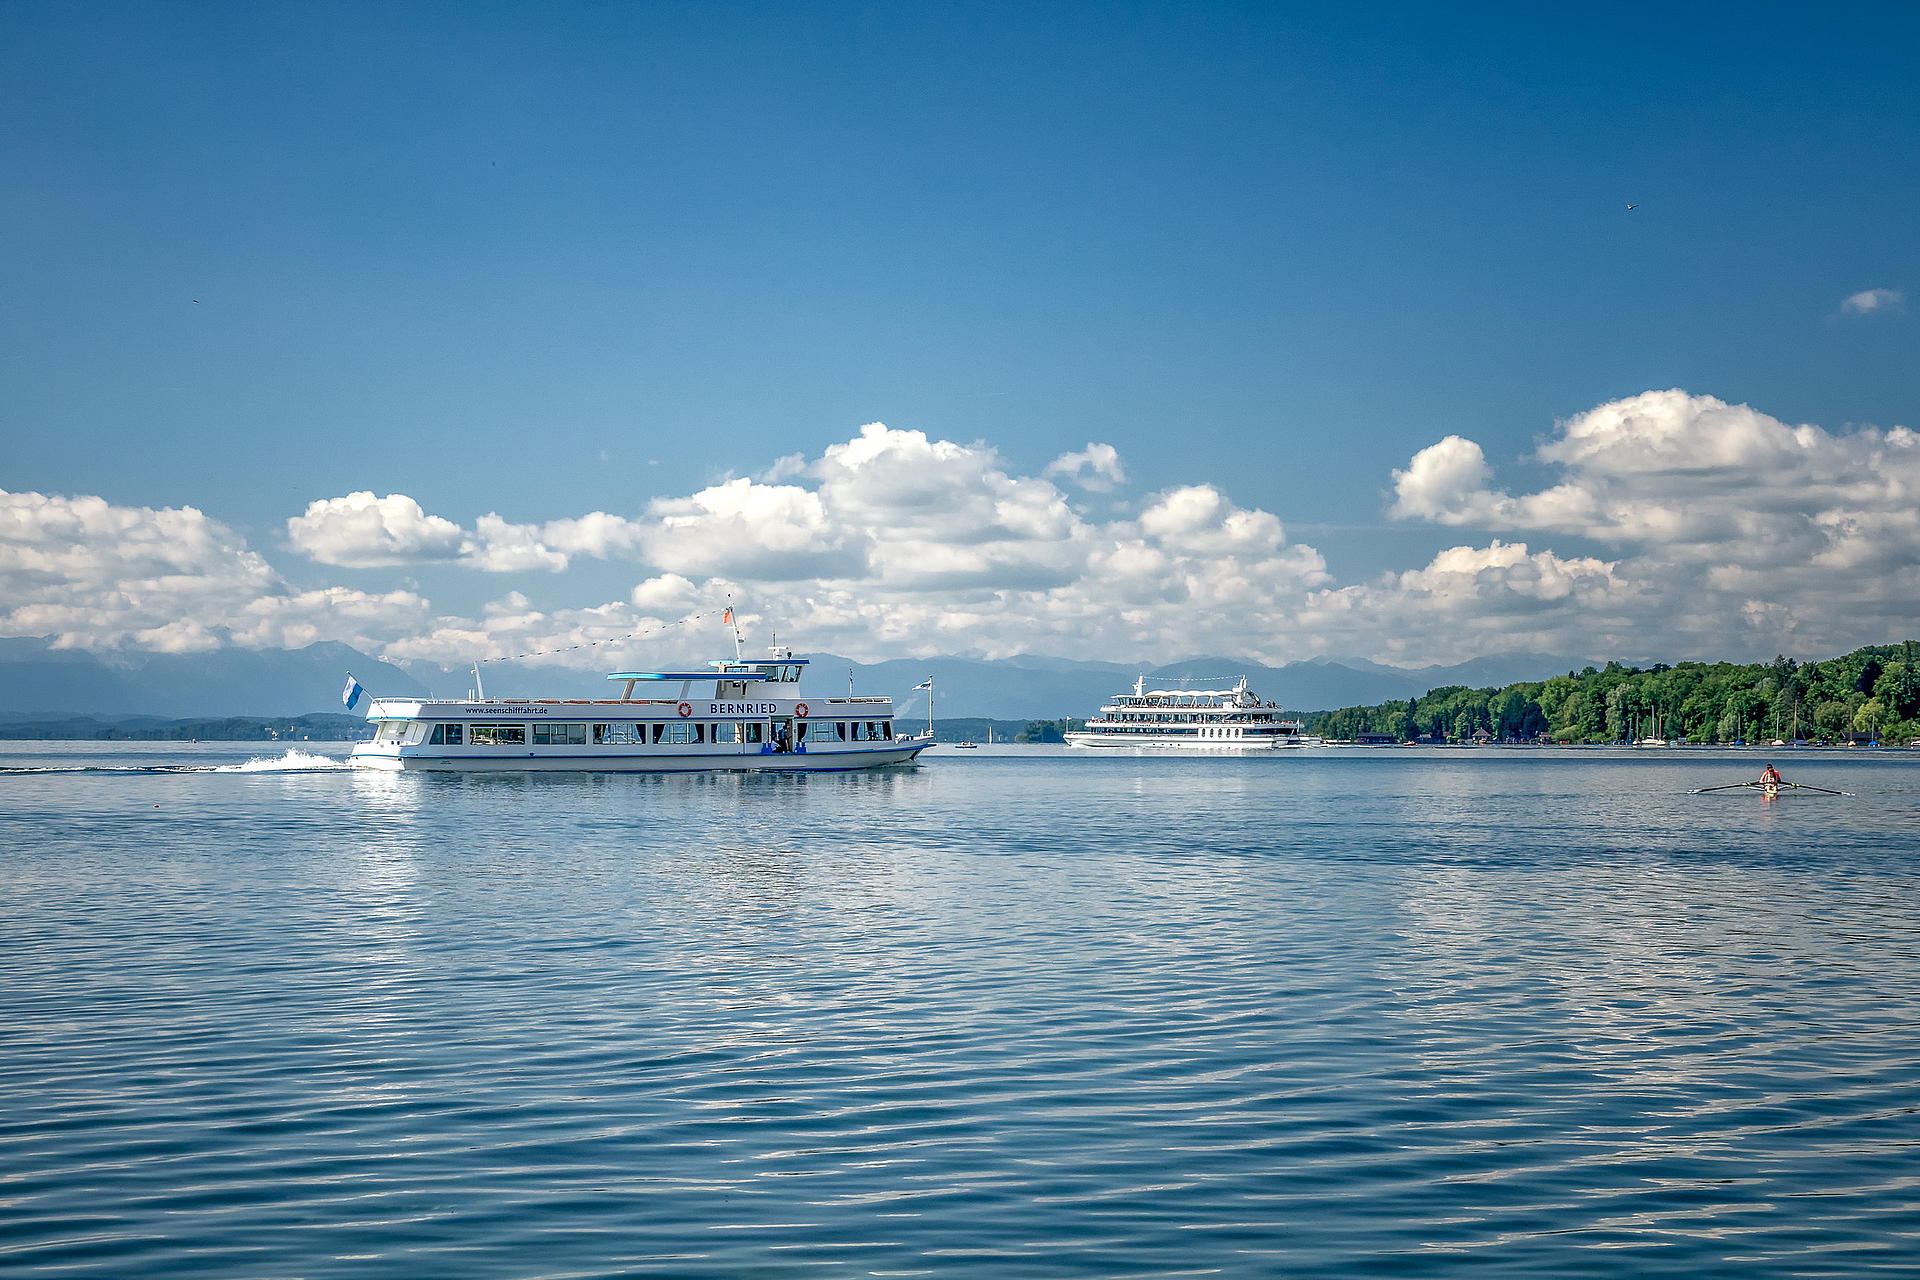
1625, 204, 1638, 210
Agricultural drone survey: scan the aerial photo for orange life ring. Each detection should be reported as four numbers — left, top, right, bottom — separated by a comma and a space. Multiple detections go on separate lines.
794, 702, 810, 718
676, 701, 692, 718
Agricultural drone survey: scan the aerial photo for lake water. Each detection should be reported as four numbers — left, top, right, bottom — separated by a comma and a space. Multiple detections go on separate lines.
3, 743, 1919, 1277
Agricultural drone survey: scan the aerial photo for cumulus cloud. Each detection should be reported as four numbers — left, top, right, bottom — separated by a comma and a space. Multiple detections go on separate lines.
0, 489, 277, 648
14, 396, 1920, 672
1385, 389, 1920, 658
0, 488, 432, 652
287, 492, 466, 567
1390, 436, 1496, 523
1840, 287, 1904, 316
1294, 542, 1636, 667
644, 478, 864, 580
333, 427, 1333, 665
1045, 442, 1128, 491
287, 491, 643, 574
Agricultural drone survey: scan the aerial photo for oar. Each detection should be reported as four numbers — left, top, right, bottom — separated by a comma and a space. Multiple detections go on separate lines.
1784, 781, 1857, 797
1690, 781, 1761, 793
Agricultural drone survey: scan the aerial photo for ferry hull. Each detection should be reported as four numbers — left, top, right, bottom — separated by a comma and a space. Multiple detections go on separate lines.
350, 744, 932, 773
1064, 734, 1319, 750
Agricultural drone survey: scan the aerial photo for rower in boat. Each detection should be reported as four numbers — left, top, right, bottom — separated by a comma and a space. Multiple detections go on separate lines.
1691, 769, 1853, 797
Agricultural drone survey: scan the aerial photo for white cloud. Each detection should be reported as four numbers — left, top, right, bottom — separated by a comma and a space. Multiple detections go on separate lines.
1045, 442, 1128, 491
1295, 542, 1635, 667
0, 489, 433, 653
1840, 287, 1904, 316
287, 491, 646, 575
230, 588, 433, 651
643, 478, 864, 580
1390, 435, 1496, 523
1385, 389, 1920, 658
328, 428, 1332, 666
287, 492, 466, 567
13, 396, 1920, 673
464, 514, 571, 574
0, 489, 278, 648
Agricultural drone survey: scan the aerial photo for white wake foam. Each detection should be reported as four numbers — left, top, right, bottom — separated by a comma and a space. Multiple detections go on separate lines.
216, 749, 355, 773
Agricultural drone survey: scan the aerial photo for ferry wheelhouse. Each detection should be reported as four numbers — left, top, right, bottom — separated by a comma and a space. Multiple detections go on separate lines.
1065, 675, 1320, 750
349, 648, 934, 773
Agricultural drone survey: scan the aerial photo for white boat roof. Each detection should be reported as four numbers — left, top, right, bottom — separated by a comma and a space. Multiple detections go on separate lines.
1139, 688, 1245, 698
606, 657, 811, 682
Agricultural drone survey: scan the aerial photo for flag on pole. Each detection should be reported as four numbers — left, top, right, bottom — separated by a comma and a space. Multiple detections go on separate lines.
341, 674, 364, 710
912, 679, 933, 690
722, 608, 734, 625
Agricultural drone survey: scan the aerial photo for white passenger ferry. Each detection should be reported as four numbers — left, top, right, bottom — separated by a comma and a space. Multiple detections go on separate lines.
349, 647, 933, 772
1065, 675, 1321, 750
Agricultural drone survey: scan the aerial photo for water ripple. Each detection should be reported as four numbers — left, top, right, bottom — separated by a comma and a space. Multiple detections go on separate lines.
2, 745, 1919, 1275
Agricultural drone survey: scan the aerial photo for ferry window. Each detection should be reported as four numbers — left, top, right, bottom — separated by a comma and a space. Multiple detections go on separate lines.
429, 723, 466, 745
594, 723, 642, 746
795, 722, 809, 741
712, 722, 738, 744
835, 721, 849, 740
660, 723, 695, 744
533, 724, 589, 746
470, 724, 527, 745
743, 723, 765, 744
651, 724, 667, 744
376, 722, 404, 743
880, 720, 892, 738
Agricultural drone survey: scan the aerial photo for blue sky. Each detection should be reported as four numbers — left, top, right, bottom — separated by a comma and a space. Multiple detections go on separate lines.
2, 2, 1916, 667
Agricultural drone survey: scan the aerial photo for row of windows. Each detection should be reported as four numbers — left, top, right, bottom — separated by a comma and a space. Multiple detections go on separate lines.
413, 720, 894, 747
1088, 724, 1204, 735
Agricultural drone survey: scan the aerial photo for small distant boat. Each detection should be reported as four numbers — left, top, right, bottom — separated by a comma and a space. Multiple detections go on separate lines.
953, 740, 979, 749
1635, 738, 1669, 747
1692, 775, 1855, 798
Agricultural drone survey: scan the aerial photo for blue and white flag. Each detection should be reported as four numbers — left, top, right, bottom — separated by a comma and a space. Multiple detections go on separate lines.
912, 678, 934, 691
341, 674, 364, 710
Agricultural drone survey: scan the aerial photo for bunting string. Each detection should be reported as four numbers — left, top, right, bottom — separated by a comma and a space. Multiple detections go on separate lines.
475, 609, 724, 666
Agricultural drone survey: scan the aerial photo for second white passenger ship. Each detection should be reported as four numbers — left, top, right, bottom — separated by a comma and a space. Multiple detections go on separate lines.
1065, 675, 1321, 750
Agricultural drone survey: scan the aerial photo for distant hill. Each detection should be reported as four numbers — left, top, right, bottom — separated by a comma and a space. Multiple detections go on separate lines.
0, 639, 429, 718
0, 713, 366, 742
0, 637, 1594, 721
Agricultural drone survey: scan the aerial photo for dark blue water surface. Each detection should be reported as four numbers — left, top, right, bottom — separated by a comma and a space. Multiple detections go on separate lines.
4, 743, 1920, 1278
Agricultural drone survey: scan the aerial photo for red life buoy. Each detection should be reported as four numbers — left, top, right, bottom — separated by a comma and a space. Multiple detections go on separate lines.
676, 701, 692, 718
794, 702, 810, 718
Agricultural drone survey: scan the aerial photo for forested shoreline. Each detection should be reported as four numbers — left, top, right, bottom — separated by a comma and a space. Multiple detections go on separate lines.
1306, 643, 1920, 745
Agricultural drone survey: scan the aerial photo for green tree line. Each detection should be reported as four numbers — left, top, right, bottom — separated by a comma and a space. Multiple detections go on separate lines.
1306, 642, 1920, 745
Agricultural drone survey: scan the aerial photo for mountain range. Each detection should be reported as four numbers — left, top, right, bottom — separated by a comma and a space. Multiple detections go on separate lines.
0, 636, 1597, 721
